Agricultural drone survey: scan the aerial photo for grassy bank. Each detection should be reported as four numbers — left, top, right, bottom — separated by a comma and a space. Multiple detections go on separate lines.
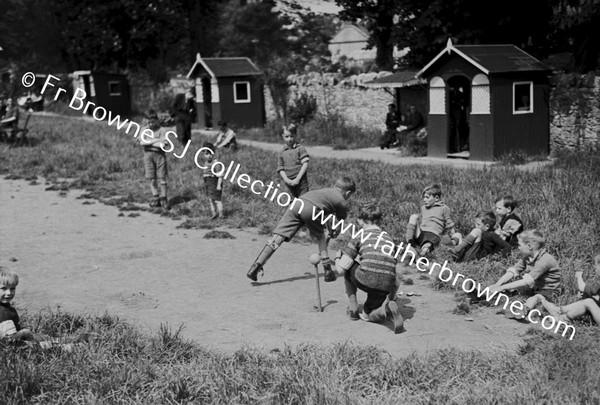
3, 114, 600, 403
2, 309, 600, 404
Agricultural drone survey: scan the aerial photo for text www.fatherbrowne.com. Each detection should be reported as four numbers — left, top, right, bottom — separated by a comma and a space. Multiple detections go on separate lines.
28, 73, 576, 340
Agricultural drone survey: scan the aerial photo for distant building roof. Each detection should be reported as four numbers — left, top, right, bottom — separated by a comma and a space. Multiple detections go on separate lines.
418, 39, 551, 77
329, 23, 369, 44
363, 71, 426, 88
187, 54, 261, 79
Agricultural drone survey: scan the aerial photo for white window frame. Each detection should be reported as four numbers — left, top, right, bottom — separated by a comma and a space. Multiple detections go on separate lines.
233, 81, 251, 103
471, 73, 490, 115
108, 81, 121, 96
513, 81, 533, 114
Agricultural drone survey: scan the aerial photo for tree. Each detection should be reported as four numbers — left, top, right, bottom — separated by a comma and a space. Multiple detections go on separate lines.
335, 0, 401, 70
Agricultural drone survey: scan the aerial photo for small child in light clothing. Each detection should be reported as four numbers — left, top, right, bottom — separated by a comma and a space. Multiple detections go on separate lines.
489, 230, 562, 320
139, 110, 170, 210
405, 184, 456, 255
450, 211, 511, 262
200, 142, 224, 220
494, 195, 523, 247
277, 124, 310, 198
334, 202, 403, 333
537, 254, 600, 325
247, 177, 356, 283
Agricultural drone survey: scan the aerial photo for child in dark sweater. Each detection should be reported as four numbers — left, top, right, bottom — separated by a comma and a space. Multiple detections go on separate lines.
450, 211, 511, 262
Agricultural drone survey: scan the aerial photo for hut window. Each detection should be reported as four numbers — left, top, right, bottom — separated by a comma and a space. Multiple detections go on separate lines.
471, 74, 490, 114
513, 82, 533, 114
234, 82, 251, 103
429, 76, 445, 114
108, 81, 121, 96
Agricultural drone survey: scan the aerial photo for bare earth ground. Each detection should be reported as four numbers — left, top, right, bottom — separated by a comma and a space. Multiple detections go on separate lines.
1, 176, 535, 357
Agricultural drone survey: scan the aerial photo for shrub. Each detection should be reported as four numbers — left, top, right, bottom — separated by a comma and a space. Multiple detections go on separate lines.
288, 92, 318, 124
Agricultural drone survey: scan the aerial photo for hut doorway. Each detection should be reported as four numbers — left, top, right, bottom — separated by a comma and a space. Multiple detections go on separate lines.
201, 77, 212, 128
447, 76, 470, 156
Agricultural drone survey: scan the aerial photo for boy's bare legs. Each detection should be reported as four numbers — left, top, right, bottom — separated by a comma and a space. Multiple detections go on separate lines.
208, 200, 217, 219
149, 180, 160, 207
159, 179, 169, 210
405, 214, 419, 243
344, 277, 359, 320
542, 297, 600, 325
215, 200, 224, 218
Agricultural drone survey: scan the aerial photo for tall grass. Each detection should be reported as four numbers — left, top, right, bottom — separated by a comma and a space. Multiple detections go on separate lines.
2, 309, 600, 404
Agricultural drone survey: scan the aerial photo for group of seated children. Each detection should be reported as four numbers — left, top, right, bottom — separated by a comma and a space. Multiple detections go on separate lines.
247, 178, 599, 334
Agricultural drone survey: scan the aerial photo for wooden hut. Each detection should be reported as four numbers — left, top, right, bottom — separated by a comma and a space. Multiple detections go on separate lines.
186, 54, 265, 128
72, 71, 131, 117
417, 39, 551, 160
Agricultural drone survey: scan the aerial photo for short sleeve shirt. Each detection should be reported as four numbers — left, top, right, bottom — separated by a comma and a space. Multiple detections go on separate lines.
277, 143, 309, 178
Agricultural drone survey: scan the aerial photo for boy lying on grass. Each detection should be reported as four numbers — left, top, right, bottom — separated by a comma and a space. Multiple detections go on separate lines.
0, 267, 92, 349
488, 230, 562, 320
536, 254, 600, 325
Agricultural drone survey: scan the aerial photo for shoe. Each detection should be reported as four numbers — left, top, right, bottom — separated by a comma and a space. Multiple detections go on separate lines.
160, 197, 170, 210
387, 300, 404, 334
323, 266, 337, 282
149, 197, 161, 208
247, 262, 263, 282
359, 311, 371, 322
347, 308, 359, 321
419, 243, 432, 256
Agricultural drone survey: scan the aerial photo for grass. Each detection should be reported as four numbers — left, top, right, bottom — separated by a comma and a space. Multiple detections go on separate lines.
2, 309, 600, 404
3, 113, 600, 402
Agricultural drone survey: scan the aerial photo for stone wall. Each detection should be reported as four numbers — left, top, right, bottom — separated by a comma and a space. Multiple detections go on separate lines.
550, 74, 600, 152
265, 72, 394, 131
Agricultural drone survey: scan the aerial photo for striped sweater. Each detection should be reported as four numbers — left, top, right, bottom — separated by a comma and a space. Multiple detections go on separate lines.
343, 225, 397, 292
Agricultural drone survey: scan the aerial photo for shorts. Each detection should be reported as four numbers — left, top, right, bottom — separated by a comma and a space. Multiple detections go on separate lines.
516, 286, 560, 303
204, 176, 222, 201
345, 264, 389, 314
285, 175, 309, 198
272, 200, 325, 241
409, 231, 441, 250
144, 150, 167, 181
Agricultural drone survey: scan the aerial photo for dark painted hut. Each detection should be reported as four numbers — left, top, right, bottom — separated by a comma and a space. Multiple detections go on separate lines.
72, 71, 131, 117
187, 54, 265, 128
417, 39, 551, 161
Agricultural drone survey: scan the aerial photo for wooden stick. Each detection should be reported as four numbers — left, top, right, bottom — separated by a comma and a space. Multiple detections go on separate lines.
313, 264, 323, 312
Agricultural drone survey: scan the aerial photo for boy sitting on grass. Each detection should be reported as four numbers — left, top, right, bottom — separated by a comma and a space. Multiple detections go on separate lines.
537, 254, 600, 325
277, 124, 310, 198
450, 211, 511, 262
139, 110, 170, 210
247, 176, 356, 283
0, 267, 91, 348
334, 202, 403, 333
488, 230, 562, 320
405, 184, 457, 256
494, 195, 523, 247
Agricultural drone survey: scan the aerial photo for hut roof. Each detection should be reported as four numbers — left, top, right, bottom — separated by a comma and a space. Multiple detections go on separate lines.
418, 39, 551, 77
187, 54, 261, 79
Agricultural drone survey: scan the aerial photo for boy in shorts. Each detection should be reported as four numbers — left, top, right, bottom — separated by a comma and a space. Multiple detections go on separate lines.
139, 110, 170, 210
405, 184, 456, 256
247, 176, 356, 283
277, 124, 310, 198
489, 229, 562, 320
200, 142, 224, 219
450, 211, 511, 262
537, 254, 600, 325
334, 202, 404, 333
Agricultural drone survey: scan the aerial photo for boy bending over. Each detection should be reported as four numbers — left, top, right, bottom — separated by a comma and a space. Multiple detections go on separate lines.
334, 202, 403, 333
247, 177, 356, 283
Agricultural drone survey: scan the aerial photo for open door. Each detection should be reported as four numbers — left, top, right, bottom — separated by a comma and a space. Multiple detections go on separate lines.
447, 76, 470, 158
202, 77, 212, 128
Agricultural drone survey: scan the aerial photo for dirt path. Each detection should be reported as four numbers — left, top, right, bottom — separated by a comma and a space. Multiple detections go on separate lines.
1, 176, 534, 357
